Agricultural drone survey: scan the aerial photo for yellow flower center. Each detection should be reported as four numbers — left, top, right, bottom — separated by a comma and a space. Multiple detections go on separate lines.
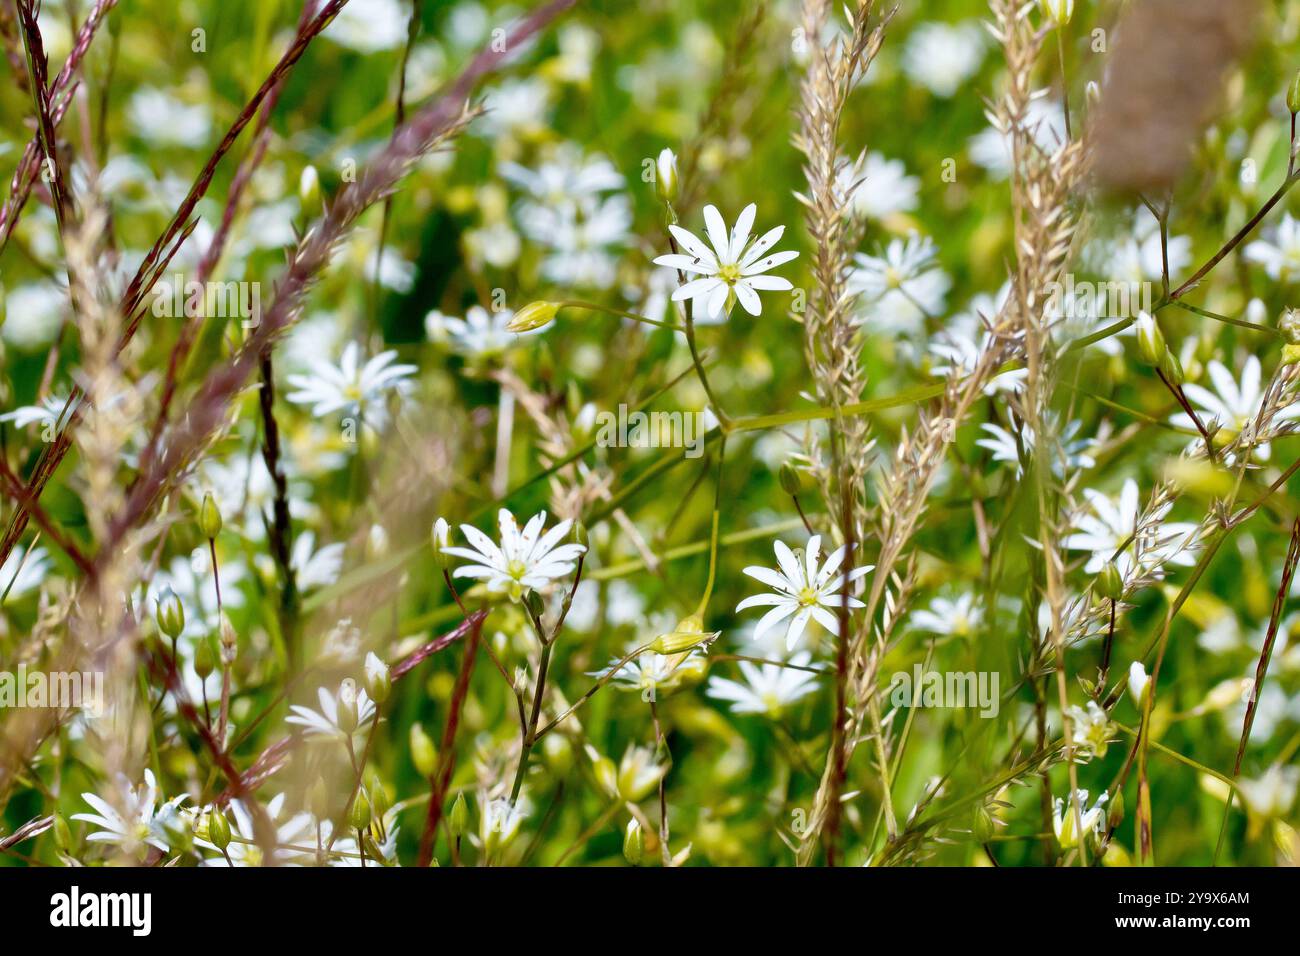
718, 263, 742, 285
797, 586, 818, 607
506, 559, 528, 580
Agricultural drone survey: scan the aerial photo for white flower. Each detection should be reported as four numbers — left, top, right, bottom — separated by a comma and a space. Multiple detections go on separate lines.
442, 509, 586, 602
976, 416, 1095, 477
290, 532, 345, 591
197, 794, 314, 867
72, 770, 186, 858
0, 392, 73, 430
478, 796, 528, 852
653, 203, 798, 320
1, 282, 65, 350
930, 285, 1027, 393
900, 21, 986, 97
1052, 788, 1107, 849
1088, 207, 1192, 285
593, 645, 704, 696
501, 149, 624, 206
910, 593, 983, 637
286, 680, 377, 742
837, 152, 919, 220
1174, 356, 1300, 462
127, 88, 211, 148
593, 743, 667, 801
479, 79, 550, 137
0, 543, 51, 599
848, 234, 950, 334
427, 305, 521, 359
1237, 764, 1299, 819
1245, 213, 1300, 282
706, 652, 822, 715
285, 342, 416, 426
323, 0, 409, 52
1063, 478, 1200, 578
969, 93, 1065, 179
736, 535, 873, 650
1066, 700, 1116, 760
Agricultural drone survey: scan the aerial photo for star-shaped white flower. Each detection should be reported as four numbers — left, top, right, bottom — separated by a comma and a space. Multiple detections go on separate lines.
72, 770, 186, 858
1062, 478, 1199, 579
442, 508, 586, 602
286, 679, 376, 742
285, 341, 415, 424
1174, 356, 1300, 462
736, 535, 872, 650
706, 652, 822, 716
653, 203, 798, 320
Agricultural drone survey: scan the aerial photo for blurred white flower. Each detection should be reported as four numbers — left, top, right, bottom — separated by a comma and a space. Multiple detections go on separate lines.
1245, 213, 1300, 282
1173, 356, 1300, 462
72, 770, 185, 858
849, 234, 950, 334
706, 652, 821, 715
127, 88, 211, 148
1063, 478, 1200, 578
427, 305, 521, 358
910, 593, 983, 637
285, 341, 416, 426
901, 21, 986, 97
323, 0, 409, 52
836, 152, 919, 220
286, 679, 376, 742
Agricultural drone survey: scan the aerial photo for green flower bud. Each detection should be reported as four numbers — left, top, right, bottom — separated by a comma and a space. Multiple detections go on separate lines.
207, 809, 232, 851
199, 492, 222, 540
364, 652, 391, 705
778, 461, 806, 496
654, 148, 679, 204
1158, 347, 1184, 387
156, 589, 185, 640
1289, 70, 1300, 115
299, 165, 321, 218
193, 636, 216, 680
506, 300, 559, 334
523, 589, 546, 620
1135, 311, 1166, 367
1038, 0, 1073, 25
649, 614, 719, 654
52, 813, 72, 851
431, 517, 450, 570
1107, 789, 1125, 831
410, 722, 438, 778
448, 792, 469, 837
1284, 343, 1300, 367
368, 781, 391, 823
623, 818, 645, 866
336, 679, 360, 736
1095, 562, 1123, 601
571, 520, 589, 549
349, 791, 371, 831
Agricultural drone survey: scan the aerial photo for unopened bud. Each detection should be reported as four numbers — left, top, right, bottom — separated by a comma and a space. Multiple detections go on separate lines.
410, 722, 438, 778
1107, 789, 1125, 831
1158, 347, 1184, 387
778, 461, 806, 496
654, 148, 679, 203
431, 517, 450, 570
1289, 70, 1300, 115
349, 792, 371, 831
199, 492, 222, 540
1128, 661, 1151, 707
300, 165, 321, 217
1038, 0, 1073, 25
207, 809, 232, 851
336, 679, 360, 735
193, 637, 216, 680
156, 589, 185, 639
364, 652, 391, 705
623, 818, 645, 865
571, 520, 589, 549
1135, 311, 1166, 367
523, 589, 546, 620
368, 781, 391, 822
649, 614, 718, 654
506, 300, 559, 334
449, 792, 469, 837
1095, 562, 1123, 601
